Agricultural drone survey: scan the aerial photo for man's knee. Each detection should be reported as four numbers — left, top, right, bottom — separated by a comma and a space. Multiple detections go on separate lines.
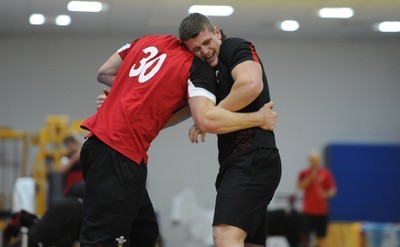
213, 224, 247, 246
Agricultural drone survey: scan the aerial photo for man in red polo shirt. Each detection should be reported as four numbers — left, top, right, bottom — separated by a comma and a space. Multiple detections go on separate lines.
298, 150, 337, 247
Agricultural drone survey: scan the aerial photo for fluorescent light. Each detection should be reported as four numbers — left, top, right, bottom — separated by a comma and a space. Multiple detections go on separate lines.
375, 21, 400, 32
29, 13, 45, 25
280, 20, 300, 32
318, 7, 354, 19
188, 5, 234, 16
55, 15, 71, 26
67, 1, 103, 12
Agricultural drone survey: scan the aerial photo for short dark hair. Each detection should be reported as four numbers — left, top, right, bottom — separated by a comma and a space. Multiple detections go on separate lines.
63, 135, 78, 146
179, 13, 215, 41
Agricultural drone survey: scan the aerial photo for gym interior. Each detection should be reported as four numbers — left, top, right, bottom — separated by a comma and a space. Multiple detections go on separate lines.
0, 1, 399, 247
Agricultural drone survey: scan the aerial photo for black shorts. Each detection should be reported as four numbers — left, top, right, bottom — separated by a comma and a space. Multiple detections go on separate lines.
79, 136, 159, 247
213, 148, 282, 245
304, 214, 329, 238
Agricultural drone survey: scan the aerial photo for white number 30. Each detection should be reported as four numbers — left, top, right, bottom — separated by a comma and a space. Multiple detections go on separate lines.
129, 46, 167, 83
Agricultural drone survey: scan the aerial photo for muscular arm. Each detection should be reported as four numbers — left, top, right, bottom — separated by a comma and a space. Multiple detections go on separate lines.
97, 52, 123, 87
96, 92, 274, 134
188, 96, 274, 134
218, 60, 263, 112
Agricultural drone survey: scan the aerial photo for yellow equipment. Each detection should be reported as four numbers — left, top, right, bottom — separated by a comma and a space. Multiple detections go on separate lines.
32, 115, 87, 216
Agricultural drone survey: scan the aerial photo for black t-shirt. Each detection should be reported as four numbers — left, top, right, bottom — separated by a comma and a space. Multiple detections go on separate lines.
215, 38, 276, 163
188, 56, 218, 102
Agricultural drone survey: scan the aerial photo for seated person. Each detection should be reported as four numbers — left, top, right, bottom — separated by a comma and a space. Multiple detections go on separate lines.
3, 197, 162, 247
3, 197, 82, 247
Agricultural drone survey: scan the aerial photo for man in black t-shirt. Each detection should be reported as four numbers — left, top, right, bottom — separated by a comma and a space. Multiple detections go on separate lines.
180, 13, 282, 247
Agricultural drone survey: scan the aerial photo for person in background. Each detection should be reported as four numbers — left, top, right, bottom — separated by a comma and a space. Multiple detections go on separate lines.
266, 194, 307, 247
57, 135, 84, 198
297, 150, 337, 247
2, 197, 82, 247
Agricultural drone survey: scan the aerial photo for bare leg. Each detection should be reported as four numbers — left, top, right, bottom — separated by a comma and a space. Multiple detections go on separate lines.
213, 224, 247, 247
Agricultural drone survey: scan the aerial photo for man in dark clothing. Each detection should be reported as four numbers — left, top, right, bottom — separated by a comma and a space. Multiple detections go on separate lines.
180, 13, 282, 247
3, 197, 82, 247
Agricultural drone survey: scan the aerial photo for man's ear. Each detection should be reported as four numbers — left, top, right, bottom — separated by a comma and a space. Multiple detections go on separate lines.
214, 26, 222, 40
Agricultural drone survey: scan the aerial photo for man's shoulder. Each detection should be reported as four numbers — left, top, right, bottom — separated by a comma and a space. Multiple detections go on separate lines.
138, 34, 178, 41
320, 167, 332, 173
224, 37, 249, 43
219, 38, 251, 66
222, 37, 249, 49
132, 35, 184, 52
299, 168, 311, 175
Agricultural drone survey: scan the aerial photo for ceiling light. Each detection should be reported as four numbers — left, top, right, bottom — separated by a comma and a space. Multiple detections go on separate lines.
29, 13, 45, 25
67, 1, 103, 12
318, 7, 354, 19
375, 21, 400, 32
188, 5, 234, 16
55, 15, 71, 26
280, 20, 300, 32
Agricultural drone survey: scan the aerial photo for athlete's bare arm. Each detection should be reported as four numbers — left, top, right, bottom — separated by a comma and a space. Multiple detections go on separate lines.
188, 96, 276, 135
187, 60, 270, 143
217, 60, 263, 112
97, 52, 123, 87
95, 90, 276, 141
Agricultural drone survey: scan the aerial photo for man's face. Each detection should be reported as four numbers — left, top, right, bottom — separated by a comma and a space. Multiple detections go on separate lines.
66, 141, 79, 153
183, 27, 222, 68
309, 154, 320, 169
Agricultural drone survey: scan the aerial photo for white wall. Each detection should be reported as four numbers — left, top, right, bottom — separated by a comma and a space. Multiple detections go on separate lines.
1, 34, 399, 246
